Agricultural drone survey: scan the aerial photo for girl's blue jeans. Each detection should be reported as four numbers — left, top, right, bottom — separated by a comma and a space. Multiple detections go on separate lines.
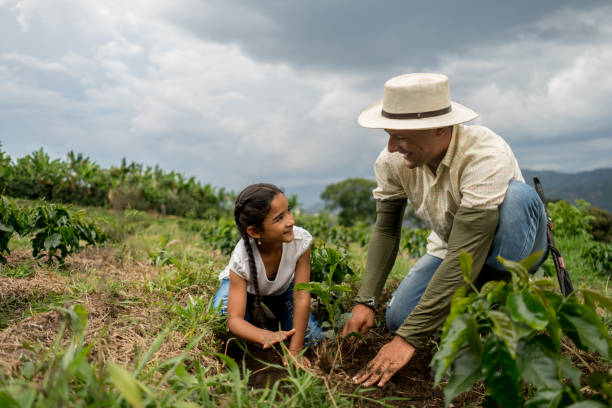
212, 280, 323, 346
386, 180, 549, 332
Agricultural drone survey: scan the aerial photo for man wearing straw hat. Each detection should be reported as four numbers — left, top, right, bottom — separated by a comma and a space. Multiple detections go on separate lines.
341, 73, 549, 387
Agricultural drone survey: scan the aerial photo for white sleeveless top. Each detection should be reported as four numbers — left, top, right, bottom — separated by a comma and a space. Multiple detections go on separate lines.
218, 226, 312, 296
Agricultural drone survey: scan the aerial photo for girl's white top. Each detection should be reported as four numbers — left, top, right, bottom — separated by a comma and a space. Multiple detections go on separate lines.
218, 226, 312, 296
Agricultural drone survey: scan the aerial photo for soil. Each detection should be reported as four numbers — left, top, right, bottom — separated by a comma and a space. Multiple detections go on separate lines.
224, 315, 485, 408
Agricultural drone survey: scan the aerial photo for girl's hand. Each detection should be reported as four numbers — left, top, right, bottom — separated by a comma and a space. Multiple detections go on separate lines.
283, 348, 312, 369
261, 328, 296, 349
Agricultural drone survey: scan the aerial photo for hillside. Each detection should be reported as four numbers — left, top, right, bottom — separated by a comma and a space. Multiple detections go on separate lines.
523, 168, 612, 212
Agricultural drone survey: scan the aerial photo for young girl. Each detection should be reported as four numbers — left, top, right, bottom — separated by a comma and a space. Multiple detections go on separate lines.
212, 183, 322, 366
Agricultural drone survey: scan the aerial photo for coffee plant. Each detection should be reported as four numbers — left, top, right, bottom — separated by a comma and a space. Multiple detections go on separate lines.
0, 196, 28, 261
401, 227, 429, 258
310, 240, 355, 284
201, 216, 240, 256
583, 242, 612, 277
432, 251, 611, 407
30, 202, 106, 265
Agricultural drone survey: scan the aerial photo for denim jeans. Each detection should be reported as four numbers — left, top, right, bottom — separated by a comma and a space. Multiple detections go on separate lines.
386, 180, 548, 332
212, 279, 323, 346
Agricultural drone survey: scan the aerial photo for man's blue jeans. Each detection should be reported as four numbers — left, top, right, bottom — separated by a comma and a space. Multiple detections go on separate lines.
386, 180, 548, 332
213, 279, 323, 346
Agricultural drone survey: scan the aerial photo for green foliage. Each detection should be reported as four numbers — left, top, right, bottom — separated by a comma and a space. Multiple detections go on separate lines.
582, 242, 612, 277
432, 252, 611, 407
547, 199, 594, 238
310, 241, 355, 284
401, 228, 429, 258
294, 211, 372, 247
200, 216, 240, 256
587, 206, 612, 243
0, 197, 105, 264
29, 202, 106, 265
321, 178, 377, 226
0, 148, 230, 219
0, 196, 29, 261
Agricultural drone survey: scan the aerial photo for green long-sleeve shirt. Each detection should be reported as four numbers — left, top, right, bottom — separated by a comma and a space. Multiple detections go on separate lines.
355, 199, 499, 348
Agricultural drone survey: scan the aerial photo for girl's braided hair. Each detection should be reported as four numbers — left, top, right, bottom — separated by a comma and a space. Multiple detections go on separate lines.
234, 183, 283, 327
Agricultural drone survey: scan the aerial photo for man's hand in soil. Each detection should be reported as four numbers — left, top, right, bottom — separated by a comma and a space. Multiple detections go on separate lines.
261, 328, 296, 349
341, 304, 375, 340
352, 336, 415, 387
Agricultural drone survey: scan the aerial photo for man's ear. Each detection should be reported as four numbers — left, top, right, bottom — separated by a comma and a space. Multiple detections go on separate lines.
246, 225, 261, 239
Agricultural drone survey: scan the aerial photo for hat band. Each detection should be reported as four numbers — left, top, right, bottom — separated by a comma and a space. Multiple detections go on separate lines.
381, 105, 451, 119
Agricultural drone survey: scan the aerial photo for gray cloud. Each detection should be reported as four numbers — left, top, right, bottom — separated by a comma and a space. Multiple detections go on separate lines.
0, 0, 611, 198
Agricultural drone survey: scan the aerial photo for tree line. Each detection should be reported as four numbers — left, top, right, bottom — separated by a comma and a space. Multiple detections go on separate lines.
0, 145, 232, 219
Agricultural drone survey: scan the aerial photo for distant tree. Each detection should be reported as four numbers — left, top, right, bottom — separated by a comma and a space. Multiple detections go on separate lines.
321, 178, 377, 226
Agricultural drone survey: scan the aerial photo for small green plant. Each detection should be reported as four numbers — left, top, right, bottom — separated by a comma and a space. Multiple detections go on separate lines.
583, 241, 612, 277
0, 196, 29, 262
297, 242, 355, 339
201, 216, 239, 256
29, 202, 106, 265
432, 251, 611, 407
310, 241, 355, 284
401, 227, 429, 258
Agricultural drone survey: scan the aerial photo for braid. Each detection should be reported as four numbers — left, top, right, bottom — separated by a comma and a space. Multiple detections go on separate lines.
233, 183, 283, 328
241, 231, 266, 327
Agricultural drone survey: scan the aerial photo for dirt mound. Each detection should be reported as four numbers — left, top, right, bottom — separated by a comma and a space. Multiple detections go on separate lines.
223, 332, 484, 407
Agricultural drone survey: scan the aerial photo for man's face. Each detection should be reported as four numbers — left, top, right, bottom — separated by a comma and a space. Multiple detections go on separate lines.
385, 127, 451, 170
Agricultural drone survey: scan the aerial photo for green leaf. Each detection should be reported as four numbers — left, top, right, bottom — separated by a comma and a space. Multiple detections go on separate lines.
488, 310, 522, 358
459, 251, 473, 283
443, 349, 484, 406
525, 390, 562, 408
465, 316, 482, 358
432, 315, 468, 386
21, 361, 35, 380
498, 256, 529, 285
482, 337, 522, 408
560, 301, 610, 359
581, 288, 612, 312
0, 391, 19, 408
108, 363, 144, 408
506, 291, 549, 330
565, 402, 608, 408
559, 355, 582, 387
520, 250, 544, 272
43, 233, 61, 251
516, 339, 562, 390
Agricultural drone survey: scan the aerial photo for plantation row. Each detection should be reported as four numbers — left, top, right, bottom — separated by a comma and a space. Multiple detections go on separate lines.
0, 146, 231, 218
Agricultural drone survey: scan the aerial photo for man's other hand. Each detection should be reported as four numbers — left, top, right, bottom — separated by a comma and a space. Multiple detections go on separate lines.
351, 336, 415, 387
341, 304, 375, 339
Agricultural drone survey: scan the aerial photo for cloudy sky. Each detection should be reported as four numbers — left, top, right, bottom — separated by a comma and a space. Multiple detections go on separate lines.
1, 0, 611, 204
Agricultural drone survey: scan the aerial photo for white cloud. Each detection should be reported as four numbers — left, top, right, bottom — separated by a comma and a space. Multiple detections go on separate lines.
439, 4, 612, 141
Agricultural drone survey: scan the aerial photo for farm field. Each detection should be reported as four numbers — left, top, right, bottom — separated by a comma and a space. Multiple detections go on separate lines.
0, 200, 610, 407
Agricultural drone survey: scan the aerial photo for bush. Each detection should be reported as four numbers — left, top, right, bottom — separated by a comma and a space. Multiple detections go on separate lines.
587, 206, 612, 243
432, 252, 611, 407
547, 199, 594, 238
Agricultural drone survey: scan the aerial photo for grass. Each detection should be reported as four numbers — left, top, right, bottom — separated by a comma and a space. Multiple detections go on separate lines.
0, 201, 609, 407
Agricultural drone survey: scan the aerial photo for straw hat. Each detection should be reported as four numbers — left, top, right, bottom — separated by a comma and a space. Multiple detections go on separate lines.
358, 73, 478, 130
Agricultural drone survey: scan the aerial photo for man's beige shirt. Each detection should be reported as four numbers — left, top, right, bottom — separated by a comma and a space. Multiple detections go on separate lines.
373, 124, 524, 259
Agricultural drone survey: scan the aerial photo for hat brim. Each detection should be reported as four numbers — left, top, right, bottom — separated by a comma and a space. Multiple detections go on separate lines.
358, 100, 478, 130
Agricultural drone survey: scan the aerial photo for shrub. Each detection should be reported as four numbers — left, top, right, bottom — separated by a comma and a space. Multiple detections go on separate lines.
29, 202, 107, 265
547, 199, 593, 238
432, 252, 611, 407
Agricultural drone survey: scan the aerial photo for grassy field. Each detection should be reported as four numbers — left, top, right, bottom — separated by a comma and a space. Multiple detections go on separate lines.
0, 203, 609, 407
